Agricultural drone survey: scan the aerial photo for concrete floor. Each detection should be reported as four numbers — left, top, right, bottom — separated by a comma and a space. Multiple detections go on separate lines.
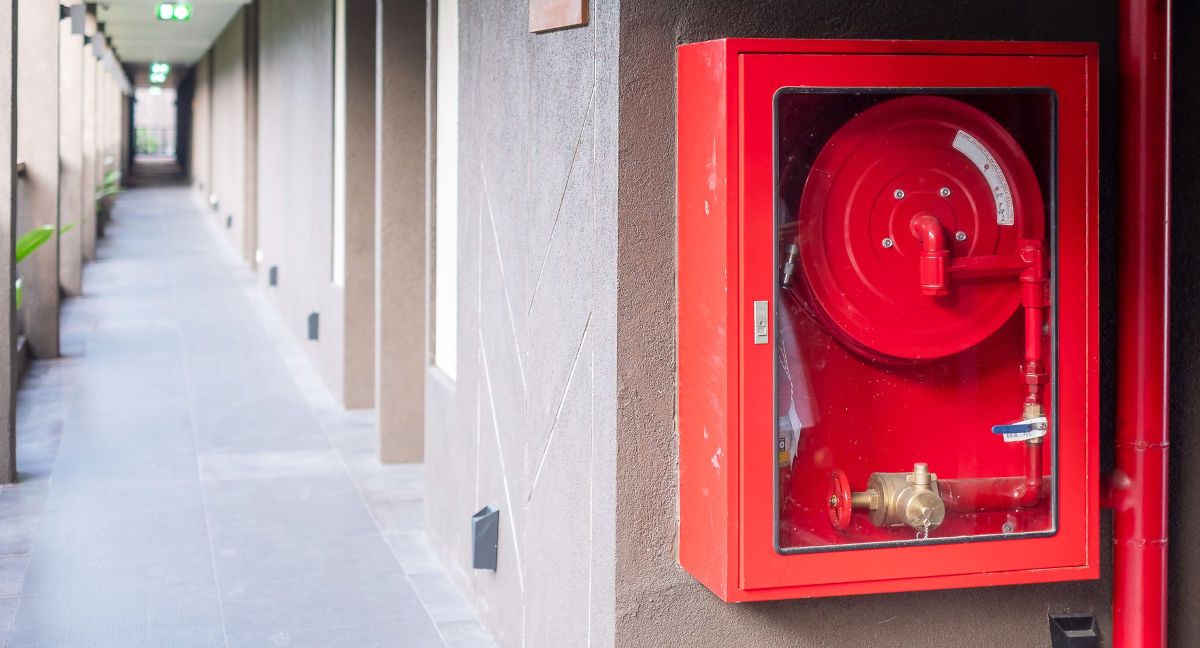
0, 184, 495, 647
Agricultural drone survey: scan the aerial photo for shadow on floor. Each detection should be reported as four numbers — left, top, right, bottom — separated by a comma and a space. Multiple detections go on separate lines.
126, 155, 188, 188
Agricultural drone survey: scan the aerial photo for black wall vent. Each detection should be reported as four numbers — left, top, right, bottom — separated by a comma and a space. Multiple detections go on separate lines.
471, 506, 500, 571
1049, 613, 1099, 648
307, 312, 319, 341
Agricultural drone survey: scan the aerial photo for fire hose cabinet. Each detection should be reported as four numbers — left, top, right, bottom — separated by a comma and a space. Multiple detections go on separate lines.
677, 39, 1099, 601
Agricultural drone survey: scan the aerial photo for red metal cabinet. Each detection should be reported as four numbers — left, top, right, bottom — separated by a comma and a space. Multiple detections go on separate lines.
677, 39, 1099, 601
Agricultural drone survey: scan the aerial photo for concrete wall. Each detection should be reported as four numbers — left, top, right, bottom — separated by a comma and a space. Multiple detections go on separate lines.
257, 0, 356, 404
211, 10, 248, 260
1168, 2, 1200, 646
424, 1, 618, 645
57, 18, 82, 298
16, 0, 60, 358
613, 2, 1124, 648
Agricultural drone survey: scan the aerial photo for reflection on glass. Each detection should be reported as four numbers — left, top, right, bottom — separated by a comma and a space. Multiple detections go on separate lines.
774, 90, 1058, 552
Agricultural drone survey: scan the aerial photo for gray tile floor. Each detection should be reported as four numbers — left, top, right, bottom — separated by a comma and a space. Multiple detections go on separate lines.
0, 185, 495, 648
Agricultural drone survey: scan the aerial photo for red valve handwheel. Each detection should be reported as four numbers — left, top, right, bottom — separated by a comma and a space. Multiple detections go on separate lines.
827, 469, 853, 531
795, 96, 1045, 361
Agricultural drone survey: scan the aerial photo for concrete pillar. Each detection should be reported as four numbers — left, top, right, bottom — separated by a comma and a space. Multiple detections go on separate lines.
0, 0, 17, 483
211, 11, 247, 254
243, 0, 259, 267
98, 69, 108, 190
191, 53, 211, 200
120, 89, 130, 181
57, 17, 82, 297
374, 0, 427, 462
15, 0, 60, 358
79, 32, 95, 260
339, 0, 375, 409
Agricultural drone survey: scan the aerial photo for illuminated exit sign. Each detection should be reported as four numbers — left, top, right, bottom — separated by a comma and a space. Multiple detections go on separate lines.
156, 3, 192, 21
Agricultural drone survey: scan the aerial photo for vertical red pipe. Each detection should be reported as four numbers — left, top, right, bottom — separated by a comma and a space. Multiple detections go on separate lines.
1112, 0, 1171, 646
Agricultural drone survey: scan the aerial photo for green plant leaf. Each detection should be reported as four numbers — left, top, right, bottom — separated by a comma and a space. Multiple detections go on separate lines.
102, 170, 121, 187
59, 222, 76, 235
15, 225, 54, 262
95, 186, 122, 201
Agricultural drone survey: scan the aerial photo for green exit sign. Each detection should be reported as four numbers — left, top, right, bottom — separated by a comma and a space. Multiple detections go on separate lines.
156, 3, 192, 21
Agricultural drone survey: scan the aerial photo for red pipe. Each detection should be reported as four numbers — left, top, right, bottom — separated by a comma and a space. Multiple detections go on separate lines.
1018, 240, 1048, 409
940, 475, 1050, 513
909, 213, 948, 295
1111, 1, 1172, 647
1018, 439, 1044, 507
938, 442, 1044, 512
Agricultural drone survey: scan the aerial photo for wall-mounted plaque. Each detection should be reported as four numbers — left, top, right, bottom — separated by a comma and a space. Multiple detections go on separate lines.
529, 0, 587, 33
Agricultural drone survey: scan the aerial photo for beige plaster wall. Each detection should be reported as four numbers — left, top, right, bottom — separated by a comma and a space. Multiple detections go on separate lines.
79, 39, 95, 261
57, 18, 82, 298
374, 0, 423, 461
0, 0, 14, 483
191, 53, 212, 202
211, 10, 248, 260
242, 1, 258, 267
256, 0, 357, 405
336, 0, 375, 411
16, 0, 60, 358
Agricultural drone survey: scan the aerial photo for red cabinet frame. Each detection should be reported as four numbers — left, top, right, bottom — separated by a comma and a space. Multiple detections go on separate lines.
677, 38, 1099, 601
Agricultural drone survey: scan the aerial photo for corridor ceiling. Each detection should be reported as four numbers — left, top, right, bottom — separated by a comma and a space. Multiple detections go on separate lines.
97, 0, 248, 66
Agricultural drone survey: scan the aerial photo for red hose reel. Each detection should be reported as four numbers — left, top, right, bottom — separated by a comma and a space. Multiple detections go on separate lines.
793, 96, 1052, 534
795, 95, 1045, 362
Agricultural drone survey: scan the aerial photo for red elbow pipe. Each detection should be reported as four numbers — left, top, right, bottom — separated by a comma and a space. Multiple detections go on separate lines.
940, 474, 1049, 513
1112, 1, 1172, 647
938, 441, 1044, 512
910, 213, 948, 295
1017, 440, 1043, 507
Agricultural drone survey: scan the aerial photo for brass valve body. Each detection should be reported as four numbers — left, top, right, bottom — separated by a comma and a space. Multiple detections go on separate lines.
853, 463, 946, 533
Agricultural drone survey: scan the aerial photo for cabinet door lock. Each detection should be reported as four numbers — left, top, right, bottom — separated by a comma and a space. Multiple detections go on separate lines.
753, 300, 769, 344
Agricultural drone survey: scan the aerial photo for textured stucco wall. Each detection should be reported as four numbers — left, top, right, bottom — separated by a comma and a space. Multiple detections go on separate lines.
1168, 3, 1199, 646
338, 0, 375, 410
424, 1, 618, 646
375, 0, 424, 461
614, 2, 1125, 648
16, 0, 60, 358
211, 9, 248, 262
57, 18, 82, 298
256, 0, 349, 403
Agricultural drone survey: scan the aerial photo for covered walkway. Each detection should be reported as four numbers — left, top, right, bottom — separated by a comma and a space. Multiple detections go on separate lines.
0, 182, 492, 647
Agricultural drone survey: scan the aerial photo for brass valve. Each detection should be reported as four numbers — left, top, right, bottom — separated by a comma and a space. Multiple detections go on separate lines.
851, 462, 946, 534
